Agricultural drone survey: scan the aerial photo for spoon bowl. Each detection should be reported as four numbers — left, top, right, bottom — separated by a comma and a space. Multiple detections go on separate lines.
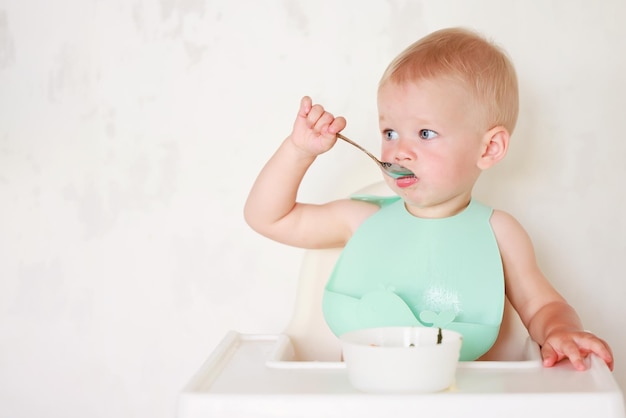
336, 133, 414, 179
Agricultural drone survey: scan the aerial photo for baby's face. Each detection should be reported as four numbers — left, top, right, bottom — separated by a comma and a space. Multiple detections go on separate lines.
377, 78, 489, 217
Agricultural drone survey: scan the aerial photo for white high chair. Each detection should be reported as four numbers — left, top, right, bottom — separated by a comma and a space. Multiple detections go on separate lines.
283, 180, 530, 362
178, 181, 625, 418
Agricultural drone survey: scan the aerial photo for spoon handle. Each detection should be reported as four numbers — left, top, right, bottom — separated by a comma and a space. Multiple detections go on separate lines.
336, 133, 383, 166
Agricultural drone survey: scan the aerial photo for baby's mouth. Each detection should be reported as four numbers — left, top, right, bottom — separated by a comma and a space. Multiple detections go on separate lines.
396, 175, 418, 188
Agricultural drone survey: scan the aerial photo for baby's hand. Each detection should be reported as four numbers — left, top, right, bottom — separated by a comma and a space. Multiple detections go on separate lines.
289, 96, 346, 156
541, 330, 614, 371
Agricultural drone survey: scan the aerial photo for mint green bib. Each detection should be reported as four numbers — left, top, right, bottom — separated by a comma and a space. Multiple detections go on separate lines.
322, 197, 504, 360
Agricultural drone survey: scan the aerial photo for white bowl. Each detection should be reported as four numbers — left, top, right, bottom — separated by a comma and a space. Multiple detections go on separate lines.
340, 326, 463, 393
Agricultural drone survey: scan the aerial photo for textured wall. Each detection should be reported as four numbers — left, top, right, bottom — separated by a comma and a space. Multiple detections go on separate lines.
0, 1, 624, 417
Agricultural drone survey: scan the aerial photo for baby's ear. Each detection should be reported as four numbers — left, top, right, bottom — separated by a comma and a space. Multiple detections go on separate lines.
477, 126, 509, 170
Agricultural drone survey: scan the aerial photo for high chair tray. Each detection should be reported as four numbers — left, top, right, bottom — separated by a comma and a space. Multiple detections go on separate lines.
178, 332, 625, 418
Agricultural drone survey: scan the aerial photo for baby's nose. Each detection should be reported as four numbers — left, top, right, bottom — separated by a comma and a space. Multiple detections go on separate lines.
393, 138, 416, 161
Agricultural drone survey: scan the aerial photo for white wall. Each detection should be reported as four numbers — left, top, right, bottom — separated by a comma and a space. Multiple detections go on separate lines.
0, 1, 624, 417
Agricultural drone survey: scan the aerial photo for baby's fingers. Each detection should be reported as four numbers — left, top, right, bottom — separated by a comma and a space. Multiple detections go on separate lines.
561, 341, 586, 371
540, 342, 560, 368
540, 341, 585, 370
575, 333, 614, 371
297, 96, 313, 118
295, 96, 346, 135
327, 115, 347, 135
306, 105, 334, 133
542, 333, 614, 371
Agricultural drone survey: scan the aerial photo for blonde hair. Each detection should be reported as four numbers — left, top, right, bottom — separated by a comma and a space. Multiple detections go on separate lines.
379, 27, 519, 134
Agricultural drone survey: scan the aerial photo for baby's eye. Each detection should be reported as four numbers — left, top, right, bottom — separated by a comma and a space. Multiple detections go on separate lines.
419, 129, 438, 140
383, 130, 399, 141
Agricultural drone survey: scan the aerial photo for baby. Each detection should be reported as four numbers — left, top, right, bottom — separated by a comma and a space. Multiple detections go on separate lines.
244, 27, 613, 370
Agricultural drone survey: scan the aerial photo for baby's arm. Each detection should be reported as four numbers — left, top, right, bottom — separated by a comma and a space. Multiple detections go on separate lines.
244, 96, 378, 249
491, 210, 614, 371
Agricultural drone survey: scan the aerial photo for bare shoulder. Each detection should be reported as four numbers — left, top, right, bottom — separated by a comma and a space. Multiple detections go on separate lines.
327, 197, 381, 234
490, 209, 563, 318
287, 197, 380, 249
490, 208, 540, 249
489, 209, 539, 281
489, 209, 525, 234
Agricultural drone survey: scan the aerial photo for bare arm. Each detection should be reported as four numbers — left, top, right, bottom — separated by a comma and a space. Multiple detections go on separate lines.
244, 96, 379, 249
491, 210, 614, 371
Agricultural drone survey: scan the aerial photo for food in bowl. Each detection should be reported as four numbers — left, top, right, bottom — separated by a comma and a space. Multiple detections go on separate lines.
340, 326, 462, 393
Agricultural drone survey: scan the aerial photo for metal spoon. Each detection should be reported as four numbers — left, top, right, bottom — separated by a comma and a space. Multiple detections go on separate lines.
336, 133, 414, 179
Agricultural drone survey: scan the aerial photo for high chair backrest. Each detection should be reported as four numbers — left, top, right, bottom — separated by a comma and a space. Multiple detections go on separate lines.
284, 181, 531, 362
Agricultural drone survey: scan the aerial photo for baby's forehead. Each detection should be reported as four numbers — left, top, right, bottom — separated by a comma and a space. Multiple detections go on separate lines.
378, 77, 477, 106
377, 78, 488, 129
